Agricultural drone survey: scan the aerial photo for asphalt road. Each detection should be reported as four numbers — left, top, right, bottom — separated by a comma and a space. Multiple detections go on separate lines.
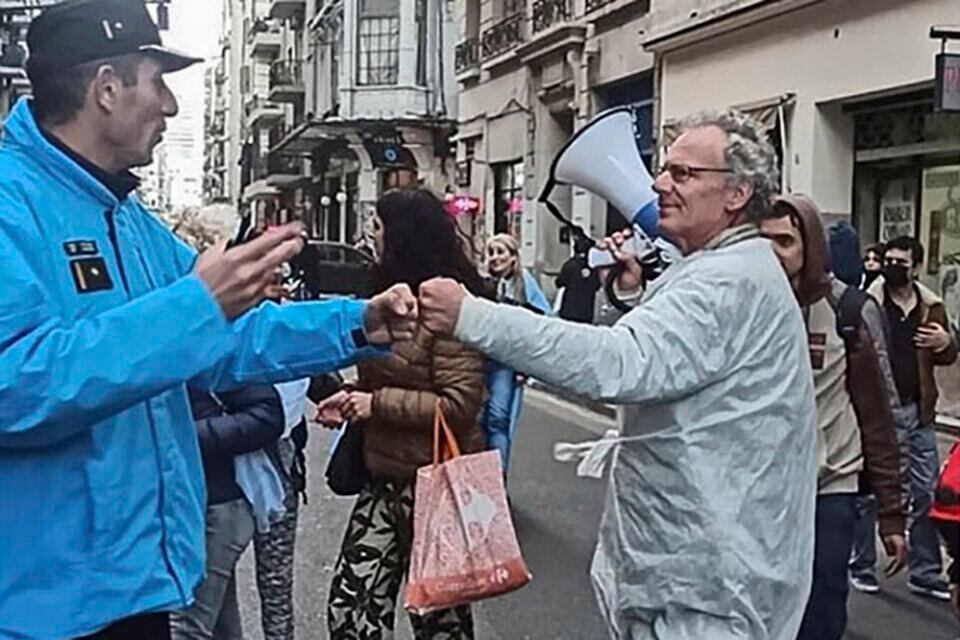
233, 392, 958, 639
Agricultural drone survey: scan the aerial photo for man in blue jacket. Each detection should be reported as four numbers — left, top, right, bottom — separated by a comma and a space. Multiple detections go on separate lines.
0, 2, 416, 638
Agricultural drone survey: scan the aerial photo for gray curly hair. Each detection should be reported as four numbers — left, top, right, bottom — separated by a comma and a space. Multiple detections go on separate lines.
676, 109, 780, 222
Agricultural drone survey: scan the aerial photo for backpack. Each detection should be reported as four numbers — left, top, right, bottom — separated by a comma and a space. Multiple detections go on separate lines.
932, 440, 960, 523
831, 285, 868, 348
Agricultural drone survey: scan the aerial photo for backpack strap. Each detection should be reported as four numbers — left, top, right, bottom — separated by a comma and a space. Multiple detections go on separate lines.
834, 285, 868, 346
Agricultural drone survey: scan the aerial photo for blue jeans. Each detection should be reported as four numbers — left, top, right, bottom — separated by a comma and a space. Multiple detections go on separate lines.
797, 494, 858, 640
850, 403, 943, 584
480, 361, 523, 475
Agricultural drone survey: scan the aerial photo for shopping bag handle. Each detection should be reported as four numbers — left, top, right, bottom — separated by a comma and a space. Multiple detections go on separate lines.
433, 402, 462, 465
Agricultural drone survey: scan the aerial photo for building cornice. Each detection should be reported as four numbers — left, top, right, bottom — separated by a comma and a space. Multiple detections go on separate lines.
643, 0, 826, 53
516, 24, 588, 66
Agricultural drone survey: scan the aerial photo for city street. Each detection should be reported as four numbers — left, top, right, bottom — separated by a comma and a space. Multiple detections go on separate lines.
236, 391, 958, 639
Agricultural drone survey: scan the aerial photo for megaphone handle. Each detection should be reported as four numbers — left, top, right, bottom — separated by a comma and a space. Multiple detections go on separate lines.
604, 266, 635, 315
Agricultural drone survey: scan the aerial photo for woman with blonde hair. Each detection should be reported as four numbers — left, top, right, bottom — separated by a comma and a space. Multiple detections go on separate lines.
482, 233, 551, 477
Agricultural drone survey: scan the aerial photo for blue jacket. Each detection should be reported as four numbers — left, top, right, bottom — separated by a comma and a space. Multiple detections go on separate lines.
521, 270, 552, 315
0, 99, 378, 639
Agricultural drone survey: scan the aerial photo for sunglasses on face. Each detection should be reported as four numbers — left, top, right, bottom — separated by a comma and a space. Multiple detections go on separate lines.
657, 162, 734, 184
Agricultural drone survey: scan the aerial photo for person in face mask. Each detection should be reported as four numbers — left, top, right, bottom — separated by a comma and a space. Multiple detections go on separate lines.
862, 244, 885, 290
854, 236, 958, 601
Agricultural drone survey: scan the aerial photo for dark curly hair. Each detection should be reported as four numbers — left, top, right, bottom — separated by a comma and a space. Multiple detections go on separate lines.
371, 187, 486, 297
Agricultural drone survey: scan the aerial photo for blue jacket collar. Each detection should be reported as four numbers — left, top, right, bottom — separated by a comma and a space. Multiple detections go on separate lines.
3, 97, 127, 206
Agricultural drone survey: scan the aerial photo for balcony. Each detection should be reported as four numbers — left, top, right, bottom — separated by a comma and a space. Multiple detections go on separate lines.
269, 59, 305, 103
248, 19, 281, 58
245, 96, 284, 129
481, 13, 525, 60
252, 153, 303, 186
585, 0, 616, 12
532, 0, 570, 33
268, 0, 305, 21
455, 38, 479, 74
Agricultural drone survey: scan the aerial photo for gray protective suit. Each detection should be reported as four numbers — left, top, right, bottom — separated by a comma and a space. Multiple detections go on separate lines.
454, 226, 817, 639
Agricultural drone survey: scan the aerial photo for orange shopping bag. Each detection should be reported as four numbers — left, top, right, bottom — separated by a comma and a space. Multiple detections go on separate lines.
403, 404, 531, 614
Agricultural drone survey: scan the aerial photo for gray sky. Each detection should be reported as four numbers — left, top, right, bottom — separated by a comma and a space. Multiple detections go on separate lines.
163, 0, 220, 100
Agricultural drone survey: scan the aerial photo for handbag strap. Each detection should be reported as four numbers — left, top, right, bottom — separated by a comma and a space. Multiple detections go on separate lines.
433, 402, 462, 465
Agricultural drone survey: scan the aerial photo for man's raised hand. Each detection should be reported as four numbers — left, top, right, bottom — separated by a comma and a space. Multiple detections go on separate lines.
194, 223, 304, 320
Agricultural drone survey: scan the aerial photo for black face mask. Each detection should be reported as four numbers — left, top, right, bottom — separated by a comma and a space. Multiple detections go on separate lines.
883, 264, 911, 288
863, 270, 881, 288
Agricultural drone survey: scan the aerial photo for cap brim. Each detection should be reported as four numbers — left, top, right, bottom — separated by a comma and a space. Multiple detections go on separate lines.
140, 44, 202, 73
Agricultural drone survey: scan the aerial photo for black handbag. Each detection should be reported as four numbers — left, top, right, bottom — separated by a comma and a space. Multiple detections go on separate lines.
325, 424, 367, 496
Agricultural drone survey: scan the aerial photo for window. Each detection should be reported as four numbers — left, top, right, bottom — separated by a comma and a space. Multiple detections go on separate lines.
415, 0, 427, 86
240, 65, 251, 93
457, 137, 478, 186
598, 75, 655, 234
501, 0, 525, 18
494, 160, 524, 236
345, 172, 360, 243
357, 0, 400, 85
323, 177, 342, 241
331, 29, 341, 110
382, 168, 418, 192
466, 0, 480, 37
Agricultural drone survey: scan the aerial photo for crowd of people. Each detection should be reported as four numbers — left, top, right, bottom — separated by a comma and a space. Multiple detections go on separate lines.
4, 2, 960, 640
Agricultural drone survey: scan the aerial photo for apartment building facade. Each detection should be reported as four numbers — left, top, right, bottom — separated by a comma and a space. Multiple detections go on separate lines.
206, 0, 459, 244
451, 0, 656, 285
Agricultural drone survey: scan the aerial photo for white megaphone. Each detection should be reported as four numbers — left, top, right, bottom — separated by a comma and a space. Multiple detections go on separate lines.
538, 107, 659, 240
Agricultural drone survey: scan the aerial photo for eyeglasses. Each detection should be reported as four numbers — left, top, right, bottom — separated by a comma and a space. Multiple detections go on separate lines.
658, 162, 734, 184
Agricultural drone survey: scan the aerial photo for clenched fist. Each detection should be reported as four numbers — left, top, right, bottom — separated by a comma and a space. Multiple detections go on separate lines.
364, 283, 418, 344
419, 278, 468, 336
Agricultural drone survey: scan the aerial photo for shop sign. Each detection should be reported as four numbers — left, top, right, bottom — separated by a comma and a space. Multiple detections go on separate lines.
444, 195, 482, 217
935, 53, 960, 112
879, 180, 916, 242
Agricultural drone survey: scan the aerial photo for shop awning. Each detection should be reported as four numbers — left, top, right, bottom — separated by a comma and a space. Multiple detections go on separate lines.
660, 93, 796, 147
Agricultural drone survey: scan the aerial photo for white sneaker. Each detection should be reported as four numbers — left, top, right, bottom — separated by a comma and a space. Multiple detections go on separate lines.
850, 574, 880, 594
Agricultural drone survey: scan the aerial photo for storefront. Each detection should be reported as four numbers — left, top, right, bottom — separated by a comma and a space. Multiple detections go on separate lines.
305, 142, 362, 244
849, 90, 960, 289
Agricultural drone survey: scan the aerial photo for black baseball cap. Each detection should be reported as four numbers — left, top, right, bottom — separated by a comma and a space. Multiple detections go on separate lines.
26, 0, 202, 81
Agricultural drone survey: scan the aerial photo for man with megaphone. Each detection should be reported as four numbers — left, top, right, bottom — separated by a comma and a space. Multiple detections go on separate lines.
420, 110, 816, 640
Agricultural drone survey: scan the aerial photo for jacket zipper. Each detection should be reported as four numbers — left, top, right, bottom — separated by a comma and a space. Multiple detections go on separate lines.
105, 205, 187, 602
145, 406, 188, 604
103, 208, 130, 294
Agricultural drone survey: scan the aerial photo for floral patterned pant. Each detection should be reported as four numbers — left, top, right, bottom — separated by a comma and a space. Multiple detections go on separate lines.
327, 478, 474, 640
